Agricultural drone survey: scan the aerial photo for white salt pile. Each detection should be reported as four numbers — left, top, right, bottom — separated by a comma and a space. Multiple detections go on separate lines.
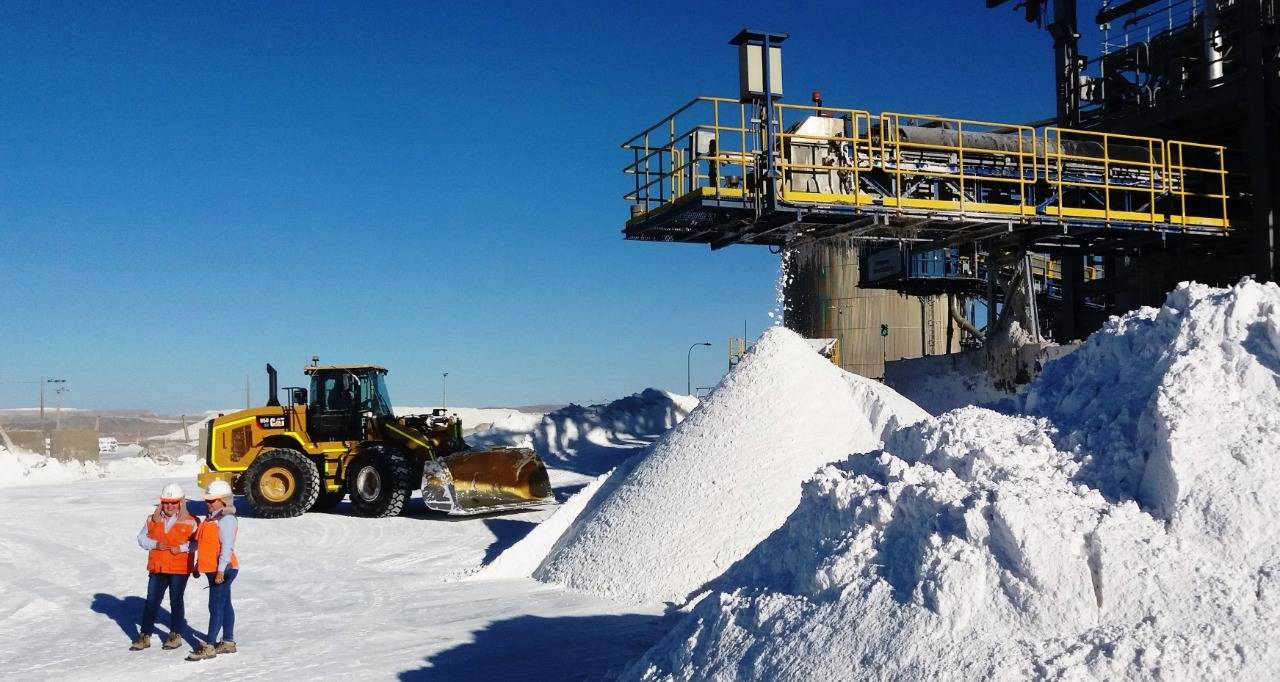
470, 389, 699, 475
508, 327, 927, 604
0, 447, 200, 487
475, 470, 615, 581
625, 281, 1280, 680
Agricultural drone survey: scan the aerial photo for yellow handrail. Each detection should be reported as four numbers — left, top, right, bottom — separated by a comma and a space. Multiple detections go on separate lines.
623, 96, 1230, 231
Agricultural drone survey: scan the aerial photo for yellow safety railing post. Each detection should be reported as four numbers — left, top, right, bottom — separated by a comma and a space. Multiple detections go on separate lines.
960, 120, 968, 214
1103, 134, 1112, 223
1053, 129, 1065, 223
1152, 138, 1162, 229
1017, 127, 1027, 216
1171, 142, 1181, 226
888, 114, 900, 210
1218, 144, 1228, 228
739, 102, 748, 201
712, 100, 721, 197
643, 131, 650, 210
774, 105, 783, 189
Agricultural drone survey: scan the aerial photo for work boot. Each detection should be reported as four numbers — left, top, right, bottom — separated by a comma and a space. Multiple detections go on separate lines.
185, 644, 216, 661
214, 640, 237, 654
129, 634, 151, 651
162, 632, 184, 650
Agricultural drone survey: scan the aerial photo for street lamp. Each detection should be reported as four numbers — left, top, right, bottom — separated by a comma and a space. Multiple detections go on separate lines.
54, 384, 70, 431
38, 378, 65, 458
441, 372, 449, 409
687, 342, 711, 396
39, 377, 65, 434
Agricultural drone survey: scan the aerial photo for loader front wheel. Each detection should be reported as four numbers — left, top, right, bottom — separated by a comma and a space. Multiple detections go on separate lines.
347, 446, 412, 518
243, 448, 321, 518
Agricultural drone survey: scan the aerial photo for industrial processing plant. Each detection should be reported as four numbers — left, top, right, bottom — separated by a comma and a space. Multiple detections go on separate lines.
622, 2, 1279, 381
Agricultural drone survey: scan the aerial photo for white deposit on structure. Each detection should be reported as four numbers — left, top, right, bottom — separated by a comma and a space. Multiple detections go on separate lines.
488, 327, 929, 604
623, 280, 1280, 680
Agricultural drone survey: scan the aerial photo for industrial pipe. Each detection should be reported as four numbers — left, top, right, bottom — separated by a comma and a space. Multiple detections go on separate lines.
947, 293, 985, 339
880, 125, 1153, 164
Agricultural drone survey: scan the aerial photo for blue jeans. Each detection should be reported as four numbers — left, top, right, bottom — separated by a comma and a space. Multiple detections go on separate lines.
205, 568, 238, 642
141, 572, 189, 637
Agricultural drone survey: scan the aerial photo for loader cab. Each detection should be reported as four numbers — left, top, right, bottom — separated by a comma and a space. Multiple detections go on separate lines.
304, 365, 392, 443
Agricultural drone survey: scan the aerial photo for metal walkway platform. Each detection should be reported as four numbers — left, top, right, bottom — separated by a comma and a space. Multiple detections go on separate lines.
622, 98, 1233, 251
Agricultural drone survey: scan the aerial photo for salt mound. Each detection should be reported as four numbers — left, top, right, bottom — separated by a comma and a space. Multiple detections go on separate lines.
470, 389, 698, 475
0, 448, 200, 487
474, 469, 615, 580
1024, 280, 1280, 560
527, 327, 928, 604
626, 281, 1280, 680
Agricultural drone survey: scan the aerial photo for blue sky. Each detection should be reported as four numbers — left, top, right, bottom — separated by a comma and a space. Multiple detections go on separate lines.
0, 1, 1064, 412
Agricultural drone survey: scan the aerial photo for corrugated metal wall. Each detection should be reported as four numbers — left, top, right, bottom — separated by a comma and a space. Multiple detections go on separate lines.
4, 430, 101, 462
783, 239, 957, 378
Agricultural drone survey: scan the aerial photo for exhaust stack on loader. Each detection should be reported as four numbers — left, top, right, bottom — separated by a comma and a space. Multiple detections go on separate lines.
197, 363, 554, 518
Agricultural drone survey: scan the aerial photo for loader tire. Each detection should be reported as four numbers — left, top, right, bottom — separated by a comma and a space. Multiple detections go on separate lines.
347, 446, 413, 518
242, 448, 321, 518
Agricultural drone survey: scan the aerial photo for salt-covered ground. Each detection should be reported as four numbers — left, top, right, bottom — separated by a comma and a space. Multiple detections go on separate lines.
3, 280, 1277, 680
0, 394, 692, 681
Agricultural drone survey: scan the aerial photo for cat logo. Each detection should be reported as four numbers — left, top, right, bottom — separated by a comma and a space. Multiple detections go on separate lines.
257, 415, 287, 430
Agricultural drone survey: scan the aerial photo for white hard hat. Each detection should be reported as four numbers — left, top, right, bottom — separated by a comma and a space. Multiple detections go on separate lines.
204, 480, 234, 500
160, 483, 185, 502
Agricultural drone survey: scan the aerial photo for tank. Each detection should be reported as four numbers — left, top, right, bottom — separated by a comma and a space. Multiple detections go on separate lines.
783, 239, 958, 379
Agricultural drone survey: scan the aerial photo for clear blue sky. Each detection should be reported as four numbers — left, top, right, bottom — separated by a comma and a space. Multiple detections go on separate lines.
0, 1, 1067, 412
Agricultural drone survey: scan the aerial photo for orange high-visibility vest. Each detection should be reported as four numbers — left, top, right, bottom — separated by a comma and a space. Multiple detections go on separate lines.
195, 516, 239, 573
146, 513, 197, 575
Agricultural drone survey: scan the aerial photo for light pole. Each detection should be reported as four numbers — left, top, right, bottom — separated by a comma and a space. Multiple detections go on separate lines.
54, 384, 70, 431
39, 378, 65, 457
441, 372, 449, 409
687, 342, 711, 396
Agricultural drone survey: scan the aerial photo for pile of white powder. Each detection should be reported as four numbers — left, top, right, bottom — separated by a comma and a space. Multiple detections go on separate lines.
486, 326, 927, 604
625, 280, 1280, 680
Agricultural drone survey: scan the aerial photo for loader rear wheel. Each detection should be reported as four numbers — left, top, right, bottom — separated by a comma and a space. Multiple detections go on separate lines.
243, 448, 320, 518
347, 446, 413, 518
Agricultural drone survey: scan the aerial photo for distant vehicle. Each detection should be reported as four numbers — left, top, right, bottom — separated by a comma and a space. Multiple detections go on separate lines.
197, 363, 555, 519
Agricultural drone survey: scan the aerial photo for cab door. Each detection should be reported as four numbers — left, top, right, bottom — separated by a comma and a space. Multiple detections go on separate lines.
307, 371, 364, 443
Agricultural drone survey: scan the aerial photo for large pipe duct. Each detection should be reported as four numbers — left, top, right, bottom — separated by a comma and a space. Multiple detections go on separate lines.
1204, 0, 1225, 82
948, 293, 985, 339
881, 125, 1154, 164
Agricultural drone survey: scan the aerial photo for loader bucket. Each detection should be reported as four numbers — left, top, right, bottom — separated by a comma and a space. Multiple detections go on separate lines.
421, 447, 554, 515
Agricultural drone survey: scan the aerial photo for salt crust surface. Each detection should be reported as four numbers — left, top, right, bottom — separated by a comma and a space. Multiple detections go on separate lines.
0, 447, 199, 487
624, 281, 1280, 680
524, 327, 929, 604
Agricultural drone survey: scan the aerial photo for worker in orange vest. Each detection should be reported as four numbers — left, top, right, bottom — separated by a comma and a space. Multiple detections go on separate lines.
187, 479, 240, 661
130, 483, 198, 651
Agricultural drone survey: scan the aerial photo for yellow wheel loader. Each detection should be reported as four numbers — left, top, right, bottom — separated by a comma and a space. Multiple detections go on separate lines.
196, 363, 554, 518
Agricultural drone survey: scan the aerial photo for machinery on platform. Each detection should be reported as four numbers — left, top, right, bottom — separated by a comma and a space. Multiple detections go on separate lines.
197, 363, 554, 518
623, 9, 1275, 368
625, 101, 1229, 245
